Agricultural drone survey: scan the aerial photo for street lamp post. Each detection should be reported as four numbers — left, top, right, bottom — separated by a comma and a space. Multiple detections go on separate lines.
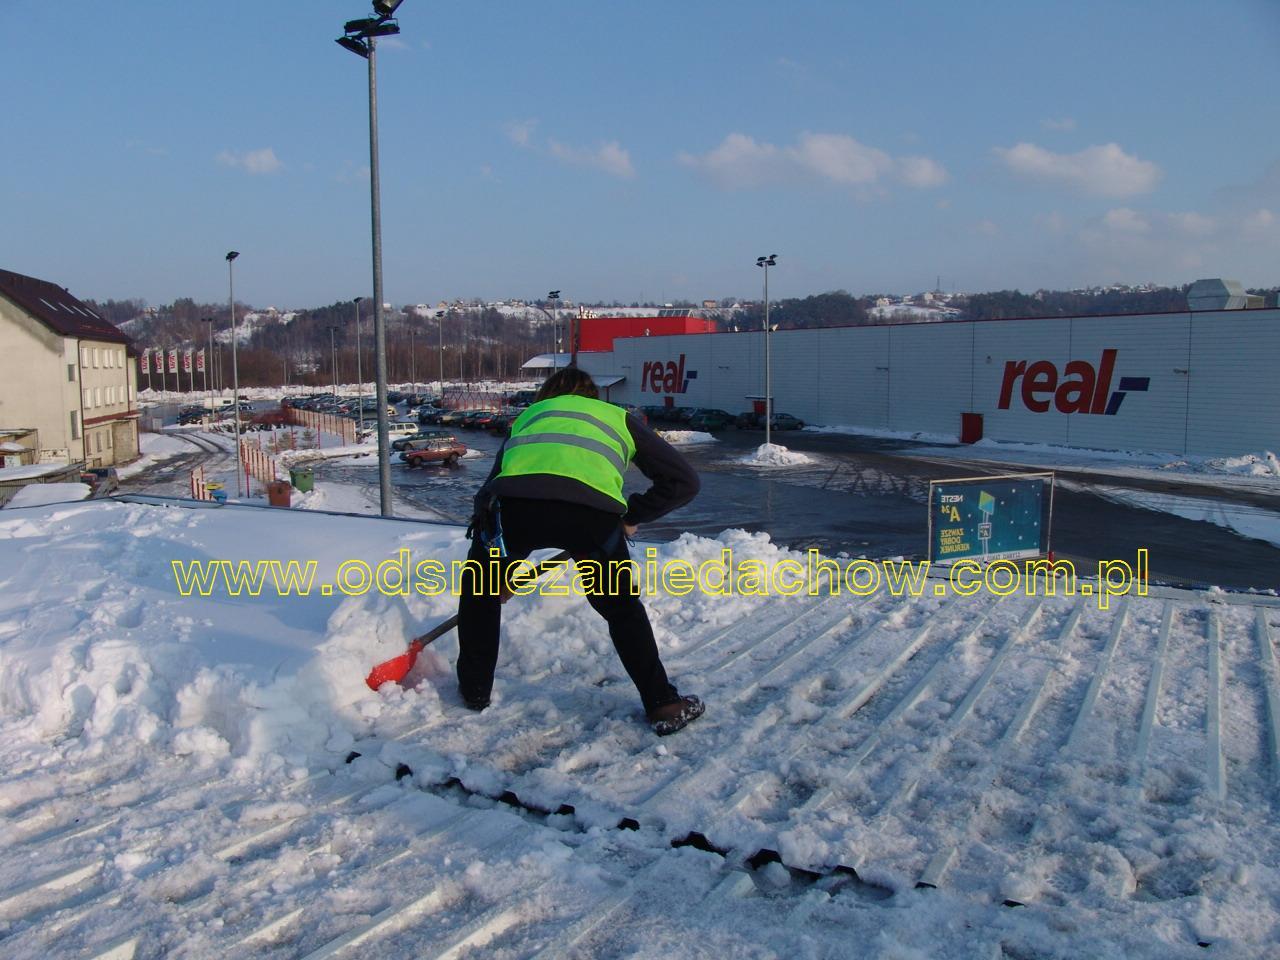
435, 309, 444, 396
547, 290, 561, 366
756, 254, 777, 449
329, 326, 339, 400
409, 327, 417, 395
353, 297, 364, 435
336, 0, 403, 516
226, 250, 244, 497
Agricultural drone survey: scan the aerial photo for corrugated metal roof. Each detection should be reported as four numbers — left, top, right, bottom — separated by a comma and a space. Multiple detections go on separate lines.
0, 268, 131, 345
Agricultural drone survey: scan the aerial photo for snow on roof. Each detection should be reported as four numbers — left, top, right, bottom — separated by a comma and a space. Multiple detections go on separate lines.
1, 498, 1277, 956
0, 461, 77, 481
3, 481, 91, 508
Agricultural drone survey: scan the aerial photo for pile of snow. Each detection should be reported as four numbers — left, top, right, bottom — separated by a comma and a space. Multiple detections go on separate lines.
3, 482, 92, 508
1205, 451, 1280, 477
737, 442, 814, 466
658, 430, 719, 445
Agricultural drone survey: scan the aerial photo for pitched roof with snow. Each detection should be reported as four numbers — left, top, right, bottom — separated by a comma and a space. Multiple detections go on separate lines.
0, 268, 130, 345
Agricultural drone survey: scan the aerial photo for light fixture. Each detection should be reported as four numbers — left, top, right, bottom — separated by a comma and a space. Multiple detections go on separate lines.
373, 0, 404, 16
336, 35, 370, 57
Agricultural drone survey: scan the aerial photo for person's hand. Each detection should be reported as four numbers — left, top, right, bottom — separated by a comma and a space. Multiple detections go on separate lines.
623, 523, 638, 537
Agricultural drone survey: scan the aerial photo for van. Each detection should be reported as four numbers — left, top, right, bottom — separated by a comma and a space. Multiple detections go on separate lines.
202, 397, 236, 411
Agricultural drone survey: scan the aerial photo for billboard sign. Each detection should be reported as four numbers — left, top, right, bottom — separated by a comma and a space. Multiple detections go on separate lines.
928, 473, 1053, 564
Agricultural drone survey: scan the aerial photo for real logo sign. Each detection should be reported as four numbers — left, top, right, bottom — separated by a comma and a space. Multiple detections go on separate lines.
641, 354, 698, 394
997, 349, 1149, 415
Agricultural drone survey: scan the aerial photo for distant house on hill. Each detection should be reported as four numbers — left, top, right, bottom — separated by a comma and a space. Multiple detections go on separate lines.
0, 268, 139, 467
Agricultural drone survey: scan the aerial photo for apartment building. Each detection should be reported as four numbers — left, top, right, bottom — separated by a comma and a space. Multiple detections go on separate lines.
0, 268, 139, 466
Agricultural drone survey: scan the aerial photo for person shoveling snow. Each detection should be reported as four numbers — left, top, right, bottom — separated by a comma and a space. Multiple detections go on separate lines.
457, 368, 706, 735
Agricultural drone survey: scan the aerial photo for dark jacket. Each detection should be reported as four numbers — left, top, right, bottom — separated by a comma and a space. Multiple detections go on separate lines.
479, 412, 699, 525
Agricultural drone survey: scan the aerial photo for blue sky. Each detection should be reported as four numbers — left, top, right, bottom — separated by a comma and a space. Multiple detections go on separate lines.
4, 0, 1278, 308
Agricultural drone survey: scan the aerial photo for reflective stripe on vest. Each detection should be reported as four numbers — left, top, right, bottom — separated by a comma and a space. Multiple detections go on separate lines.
497, 396, 634, 506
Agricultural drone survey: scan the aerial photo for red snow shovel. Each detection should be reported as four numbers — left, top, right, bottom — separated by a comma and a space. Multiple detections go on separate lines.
366, 550, 573, 691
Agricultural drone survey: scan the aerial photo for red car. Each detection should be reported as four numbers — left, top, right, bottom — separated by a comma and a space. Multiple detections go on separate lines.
401, 437, 467, 468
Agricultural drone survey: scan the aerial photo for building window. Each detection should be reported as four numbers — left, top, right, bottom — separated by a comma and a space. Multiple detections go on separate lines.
95, 433, 102, 453
95, 387, 102, 407
67, 364, 75, 382
70, 411, 81, 439
83, 388, 91, 408
81, 347, 89, 366
118, 350, 124, 367
106, 431, 113, 449
93, 348, 99, 368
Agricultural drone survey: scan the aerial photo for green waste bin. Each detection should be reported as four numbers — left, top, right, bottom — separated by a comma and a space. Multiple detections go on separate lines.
289, 467, 314, 493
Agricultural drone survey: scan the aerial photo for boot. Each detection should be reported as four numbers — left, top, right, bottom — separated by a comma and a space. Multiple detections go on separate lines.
647, 694, 705, 736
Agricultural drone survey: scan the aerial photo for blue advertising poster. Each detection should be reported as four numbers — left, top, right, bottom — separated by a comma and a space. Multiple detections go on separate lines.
929, 475, 1048, 563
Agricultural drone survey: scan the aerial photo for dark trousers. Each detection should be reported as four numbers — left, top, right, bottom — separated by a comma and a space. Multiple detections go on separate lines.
456, 497, 677, 713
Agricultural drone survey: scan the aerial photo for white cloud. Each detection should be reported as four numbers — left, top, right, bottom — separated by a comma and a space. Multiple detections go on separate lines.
217, 148, 282, 175
897, 155, 949, 188
974, 219, 1000, 237
1041, 117, 1077, 132
1168, 211, 1216, 236
505, 119, 537, 148
790, 133, 892, 184
1243, 208, 1275, 233
680, 132, 946, 191
1102, 207, 1150, 233
507, 120, 634, 178
547, 139, 635, 179
678, 133, 784, 188
995, 142, 1161, 197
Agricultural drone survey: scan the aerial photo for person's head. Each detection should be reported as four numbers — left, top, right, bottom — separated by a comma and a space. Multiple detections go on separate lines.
534, 366, 599, 402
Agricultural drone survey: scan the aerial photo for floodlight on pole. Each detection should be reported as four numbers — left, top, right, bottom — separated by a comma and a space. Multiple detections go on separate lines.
548, 290, 561, 366
336, 0, 410, 516
225, 251, 244, 497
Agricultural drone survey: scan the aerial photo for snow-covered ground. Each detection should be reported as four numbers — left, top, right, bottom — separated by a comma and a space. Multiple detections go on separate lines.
2, 499, 1277, 958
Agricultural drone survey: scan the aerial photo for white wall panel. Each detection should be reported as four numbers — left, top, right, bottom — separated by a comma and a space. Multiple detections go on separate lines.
1065, 314, 1190, 453
888, 323, 974, 435
1186, 313, 1280, 456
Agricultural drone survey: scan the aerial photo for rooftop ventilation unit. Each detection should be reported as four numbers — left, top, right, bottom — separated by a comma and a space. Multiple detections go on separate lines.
1186, 278, 1264, 311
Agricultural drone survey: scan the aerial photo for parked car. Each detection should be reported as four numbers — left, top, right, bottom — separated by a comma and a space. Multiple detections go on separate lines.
767, 413, 806, 430
436, 409, 469, 426
177, 407, 206, 425
417, 406, 446, 425
401, 436, 467, 468
391, 429, 453, 452
80, 467, 119, 497
463, 410, 498, 428
687, 409, 734, 431
487, 412, 517, 436
640, 405, 667, 422
736, 411, 805, 430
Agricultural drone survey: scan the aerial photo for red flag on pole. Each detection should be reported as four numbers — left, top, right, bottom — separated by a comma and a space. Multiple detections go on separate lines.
196, 349, 206, 373
168, 349, 178, 373
183, 349, 193, 373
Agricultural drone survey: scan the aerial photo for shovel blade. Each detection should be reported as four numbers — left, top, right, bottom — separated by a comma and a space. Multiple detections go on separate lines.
366, 640, 424, 691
